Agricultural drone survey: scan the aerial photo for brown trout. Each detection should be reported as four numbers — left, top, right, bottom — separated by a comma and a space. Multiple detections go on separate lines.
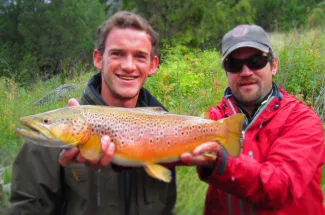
17, 106, 245, 182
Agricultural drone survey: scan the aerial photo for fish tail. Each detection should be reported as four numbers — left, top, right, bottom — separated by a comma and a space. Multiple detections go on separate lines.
217, 113, 245, 157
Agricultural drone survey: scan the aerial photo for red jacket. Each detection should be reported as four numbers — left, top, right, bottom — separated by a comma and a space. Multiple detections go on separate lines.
198, 86, 325, 215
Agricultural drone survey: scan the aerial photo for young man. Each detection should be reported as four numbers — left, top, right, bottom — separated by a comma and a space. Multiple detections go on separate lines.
9, 11, 176, 215
182, 24, 325, 214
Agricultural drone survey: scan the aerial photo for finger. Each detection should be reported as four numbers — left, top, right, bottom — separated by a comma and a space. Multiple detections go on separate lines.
193, 141, 220, 155
76, 153, 87, 163
59, 148, 79, 166
179, 153, 194, 165
190, 154, 215, 165
100, 136, 115, 166
180, 152, 218, 166
68, 98, 80, 107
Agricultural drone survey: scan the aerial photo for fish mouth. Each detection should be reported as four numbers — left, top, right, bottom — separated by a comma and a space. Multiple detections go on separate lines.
19, 117, 52, 138
17, 119, 71, 148
17, 128, 72, 148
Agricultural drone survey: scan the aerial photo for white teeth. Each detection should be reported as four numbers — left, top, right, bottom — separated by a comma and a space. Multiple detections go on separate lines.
118, 75, 135, 80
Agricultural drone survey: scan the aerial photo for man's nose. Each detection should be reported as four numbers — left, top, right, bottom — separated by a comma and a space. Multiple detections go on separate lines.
121, 55, 136, 72
240, 64, 254, 76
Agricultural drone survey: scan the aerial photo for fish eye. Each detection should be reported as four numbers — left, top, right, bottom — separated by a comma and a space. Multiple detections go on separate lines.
43, 119, 50, 124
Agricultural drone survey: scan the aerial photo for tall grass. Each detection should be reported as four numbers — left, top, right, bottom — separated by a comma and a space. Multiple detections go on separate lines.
1, 29, 325, 213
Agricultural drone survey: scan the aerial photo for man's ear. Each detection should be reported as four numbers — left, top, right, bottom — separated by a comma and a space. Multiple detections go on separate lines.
93, 49, 103, 70
271, 58, 278, 76
148, 56, 159, 76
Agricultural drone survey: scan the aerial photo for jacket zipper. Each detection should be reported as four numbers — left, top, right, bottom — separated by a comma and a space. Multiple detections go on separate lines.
225, 97, 274, 215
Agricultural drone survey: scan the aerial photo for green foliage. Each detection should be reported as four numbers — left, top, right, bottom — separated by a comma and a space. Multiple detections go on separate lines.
175, 167, 208, 215
307, 2, 325, 28
0, 0, 105, 84
274, 29, 325, 120
122, 0, 255, 47
250, 0, 325, 31
145, 44, 227, 115
2, 0, 325, 85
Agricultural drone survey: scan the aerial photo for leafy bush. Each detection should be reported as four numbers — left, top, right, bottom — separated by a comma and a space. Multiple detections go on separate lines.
307, 2, 325, 28
145, 44, 227, 115
274, 29, 325, 118
307, 8, 325, 28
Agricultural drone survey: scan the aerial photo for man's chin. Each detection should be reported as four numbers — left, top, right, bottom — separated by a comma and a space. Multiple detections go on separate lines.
116, 91, 140, 101
236, 94, 261, 106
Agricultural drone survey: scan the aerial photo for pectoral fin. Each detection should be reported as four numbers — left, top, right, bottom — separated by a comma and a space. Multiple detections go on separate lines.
79, 134, 102, 161
144, 164, 172, 183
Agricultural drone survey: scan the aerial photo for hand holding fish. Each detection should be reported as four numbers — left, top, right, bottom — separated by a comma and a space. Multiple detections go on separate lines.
59, 99, 116, 167
180, 141, 220, 167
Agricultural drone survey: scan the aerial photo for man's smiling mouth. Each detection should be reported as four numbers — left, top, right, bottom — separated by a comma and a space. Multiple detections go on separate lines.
117, 75, 136, 80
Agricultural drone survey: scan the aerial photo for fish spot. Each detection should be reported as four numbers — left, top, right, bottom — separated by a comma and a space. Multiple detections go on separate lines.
167, 140, 171, 145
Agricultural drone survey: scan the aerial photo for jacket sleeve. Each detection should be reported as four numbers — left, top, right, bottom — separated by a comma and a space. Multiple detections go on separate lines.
8, 143, 63, 215
198, 104, 325, 208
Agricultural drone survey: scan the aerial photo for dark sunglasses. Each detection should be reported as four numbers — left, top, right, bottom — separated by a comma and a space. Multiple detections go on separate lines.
223, 53, 272, 73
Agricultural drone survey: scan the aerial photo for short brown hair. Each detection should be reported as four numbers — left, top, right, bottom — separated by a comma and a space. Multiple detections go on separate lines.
96, 11, 159, 58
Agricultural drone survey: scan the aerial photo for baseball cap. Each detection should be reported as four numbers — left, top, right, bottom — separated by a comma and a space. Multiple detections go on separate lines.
222, 24, 272, 60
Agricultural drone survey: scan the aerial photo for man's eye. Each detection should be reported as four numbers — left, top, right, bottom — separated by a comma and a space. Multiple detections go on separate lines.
136, 55, 146, 59
112, 52, 122, 56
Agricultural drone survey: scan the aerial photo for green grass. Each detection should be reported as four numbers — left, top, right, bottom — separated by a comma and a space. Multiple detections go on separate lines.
175, 167, 208, 214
